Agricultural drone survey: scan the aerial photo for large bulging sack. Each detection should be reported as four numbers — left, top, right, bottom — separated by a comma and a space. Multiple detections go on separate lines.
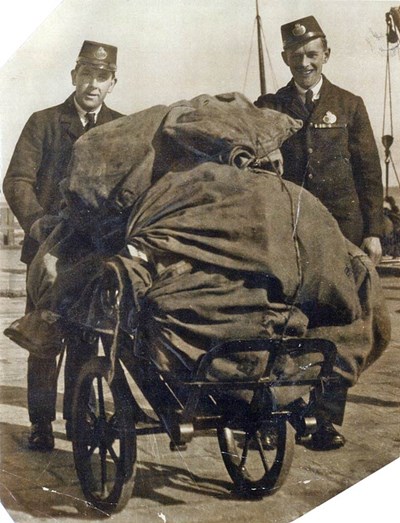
63, 92, 302, 226
67, 164, 390, 388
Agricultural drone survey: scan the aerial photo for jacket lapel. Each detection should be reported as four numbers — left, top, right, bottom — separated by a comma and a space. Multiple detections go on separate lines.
60, 95, 116, 140
60, 94, 85, 140
278, 81, 309, 121
279, 77, 340, 124
311, 76, 336, 121
96, 104, 115, 126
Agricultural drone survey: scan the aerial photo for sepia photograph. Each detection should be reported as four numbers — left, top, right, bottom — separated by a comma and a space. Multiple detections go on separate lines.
0, 1, 399, 522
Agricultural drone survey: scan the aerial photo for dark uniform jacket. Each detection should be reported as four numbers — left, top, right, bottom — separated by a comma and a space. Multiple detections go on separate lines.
3, 94, 124, 263
255, 76, 383, 246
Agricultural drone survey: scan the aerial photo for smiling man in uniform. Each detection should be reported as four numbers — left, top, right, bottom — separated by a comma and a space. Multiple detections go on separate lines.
255, 16, 385, 450
255, 16, 384, 265
3, 40, 124, 451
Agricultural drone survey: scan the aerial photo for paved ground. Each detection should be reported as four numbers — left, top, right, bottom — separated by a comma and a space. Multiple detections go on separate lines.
0, 248, 399, 522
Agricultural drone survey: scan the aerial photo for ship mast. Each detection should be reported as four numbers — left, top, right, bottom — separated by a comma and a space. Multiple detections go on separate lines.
256, 0, 266, 96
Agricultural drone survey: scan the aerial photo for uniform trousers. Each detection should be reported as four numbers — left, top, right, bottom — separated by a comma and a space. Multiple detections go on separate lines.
25, 277, 97, 424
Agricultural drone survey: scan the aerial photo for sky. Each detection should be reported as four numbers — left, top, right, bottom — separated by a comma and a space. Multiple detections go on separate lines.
0, 1, 399, 520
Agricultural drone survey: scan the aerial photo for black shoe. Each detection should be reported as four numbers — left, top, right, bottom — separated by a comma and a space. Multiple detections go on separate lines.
28, 422, 54, 451
307, 421, 346, 450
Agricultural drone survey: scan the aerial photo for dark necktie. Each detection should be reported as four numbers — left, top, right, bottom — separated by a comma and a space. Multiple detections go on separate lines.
85, 112, 96, 132
305, 89, 314, 114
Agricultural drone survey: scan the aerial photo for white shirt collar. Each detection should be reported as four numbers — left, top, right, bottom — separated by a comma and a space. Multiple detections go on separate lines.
73, 97, 102, 126
295, 76, 323, 102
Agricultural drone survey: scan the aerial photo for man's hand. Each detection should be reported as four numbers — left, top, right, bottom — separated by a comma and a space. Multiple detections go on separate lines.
361, 236, 382, 266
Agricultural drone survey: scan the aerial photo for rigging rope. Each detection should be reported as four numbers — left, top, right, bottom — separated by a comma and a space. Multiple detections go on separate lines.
382, 16, 394, 138
382, 11, 400, 192
243, 11, 278, 95
243, 19, 257, 94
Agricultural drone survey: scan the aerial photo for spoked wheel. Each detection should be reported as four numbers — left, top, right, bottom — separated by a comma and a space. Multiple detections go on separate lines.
72, 356, 136, 513
217, 416, 295, 497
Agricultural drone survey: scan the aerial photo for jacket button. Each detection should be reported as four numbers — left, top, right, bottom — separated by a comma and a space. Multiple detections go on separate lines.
308, 147, 313, 154
307, 173, 313, 179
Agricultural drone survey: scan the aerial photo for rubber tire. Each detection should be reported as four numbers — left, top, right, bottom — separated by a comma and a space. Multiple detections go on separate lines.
72, 356, 136, 513
217, 417, 295, 497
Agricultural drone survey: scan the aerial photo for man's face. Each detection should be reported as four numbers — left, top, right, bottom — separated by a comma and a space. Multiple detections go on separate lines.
71, 65, 116, 111
282, 38, 330, 90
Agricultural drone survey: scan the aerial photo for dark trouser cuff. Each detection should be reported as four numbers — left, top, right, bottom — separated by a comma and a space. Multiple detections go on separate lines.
312, 382, 348, 426
28, 354, 57, 423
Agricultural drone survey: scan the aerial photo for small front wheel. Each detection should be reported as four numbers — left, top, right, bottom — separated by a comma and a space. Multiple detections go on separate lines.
217, 417, 294, 497
72, 356, 136, 513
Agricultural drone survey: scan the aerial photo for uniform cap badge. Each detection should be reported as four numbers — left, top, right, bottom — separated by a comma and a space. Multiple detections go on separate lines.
94, 46, 108, 60
323, 111, 337, 124
292, 23, 306, 36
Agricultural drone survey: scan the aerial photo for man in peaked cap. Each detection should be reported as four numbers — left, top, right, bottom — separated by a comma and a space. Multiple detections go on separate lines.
255, 17, 384, 450
3, 40, 124, 451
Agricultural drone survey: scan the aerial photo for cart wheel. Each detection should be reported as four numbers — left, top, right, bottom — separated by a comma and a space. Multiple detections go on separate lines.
217, 416, 294, 497
72, 356, 136, 513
